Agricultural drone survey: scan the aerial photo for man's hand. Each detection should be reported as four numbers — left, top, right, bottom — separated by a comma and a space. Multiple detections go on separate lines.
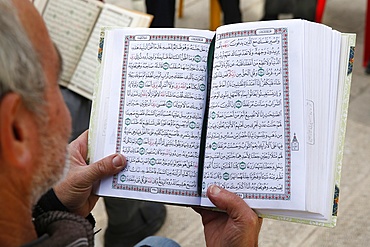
54, 131, 126, 217
194, 185, 263, 247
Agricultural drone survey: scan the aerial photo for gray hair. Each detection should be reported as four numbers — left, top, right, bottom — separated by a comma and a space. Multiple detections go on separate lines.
0, 0, 46, 114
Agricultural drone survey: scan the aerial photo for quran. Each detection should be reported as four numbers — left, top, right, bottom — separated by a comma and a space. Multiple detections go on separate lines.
88, 19, 356, 227
33, 0, 153, 99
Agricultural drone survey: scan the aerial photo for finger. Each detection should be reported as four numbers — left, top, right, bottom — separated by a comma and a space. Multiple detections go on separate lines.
81, 154, 126, 185
207, 185, 260, 223
69, 130, 89, 158
192, 206, 202, 214
192, 205, 227, 226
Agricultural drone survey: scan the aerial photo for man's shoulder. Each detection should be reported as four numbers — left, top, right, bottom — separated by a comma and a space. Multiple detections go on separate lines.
24, 211, 94, 247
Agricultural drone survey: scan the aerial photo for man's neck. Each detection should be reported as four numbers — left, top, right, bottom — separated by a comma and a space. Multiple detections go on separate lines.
0, 185, 37, 246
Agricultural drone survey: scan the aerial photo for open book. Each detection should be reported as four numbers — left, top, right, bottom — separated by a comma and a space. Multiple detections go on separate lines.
89, 19, 356, 227
33, 0, 153, 99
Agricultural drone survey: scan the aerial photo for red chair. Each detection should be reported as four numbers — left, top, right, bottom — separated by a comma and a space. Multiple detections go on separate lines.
364, 0, 370, 66
315, 0, 326, 23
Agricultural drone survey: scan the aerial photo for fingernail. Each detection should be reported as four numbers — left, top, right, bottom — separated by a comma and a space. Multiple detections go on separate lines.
112, 155, 124, 167
210, 185, 221, 195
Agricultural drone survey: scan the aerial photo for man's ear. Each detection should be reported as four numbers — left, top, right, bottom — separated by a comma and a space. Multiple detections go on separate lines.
0, 93, 38, 168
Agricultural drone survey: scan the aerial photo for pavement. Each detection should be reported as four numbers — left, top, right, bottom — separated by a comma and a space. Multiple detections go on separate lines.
93, 0, 370, 246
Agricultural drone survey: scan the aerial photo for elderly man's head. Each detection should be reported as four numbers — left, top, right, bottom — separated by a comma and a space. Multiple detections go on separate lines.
0, 0, 71, 205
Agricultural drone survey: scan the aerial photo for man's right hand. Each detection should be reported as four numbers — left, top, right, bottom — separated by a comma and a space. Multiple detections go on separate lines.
194, 185, 263, 247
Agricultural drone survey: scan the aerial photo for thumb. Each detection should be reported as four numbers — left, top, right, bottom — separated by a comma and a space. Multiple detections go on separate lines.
207, 185, 258, 220
83, 154, 126, 184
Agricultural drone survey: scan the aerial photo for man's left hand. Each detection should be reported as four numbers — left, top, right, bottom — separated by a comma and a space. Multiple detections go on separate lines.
54, 131, 126, 217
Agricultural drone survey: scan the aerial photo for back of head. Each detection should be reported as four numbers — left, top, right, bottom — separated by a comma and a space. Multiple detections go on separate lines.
0, 0, 45, 114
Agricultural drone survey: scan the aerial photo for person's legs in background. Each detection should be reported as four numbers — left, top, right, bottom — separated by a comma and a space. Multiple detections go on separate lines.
61, 87, 92, 140
262, 0, 317, 21
218, 0, 242, 24
133, 236, 180, 247
104, 198, 166, 247
145, 0, 242, 27
293, 0, 317, 21
145, 0, 176, 28
261, 0, 294, 20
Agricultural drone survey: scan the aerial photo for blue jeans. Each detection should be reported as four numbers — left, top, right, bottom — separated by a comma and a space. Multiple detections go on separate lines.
134, 236, 180, 247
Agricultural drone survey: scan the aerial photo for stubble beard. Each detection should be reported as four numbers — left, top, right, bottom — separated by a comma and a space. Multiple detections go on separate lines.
30, 115, 71, 205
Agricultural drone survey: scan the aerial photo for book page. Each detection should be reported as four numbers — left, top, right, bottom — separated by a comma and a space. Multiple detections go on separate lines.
69, 3, 153, 99
201, 20, 307, 211
94, 28, 215, 205
41, 0, 102, 84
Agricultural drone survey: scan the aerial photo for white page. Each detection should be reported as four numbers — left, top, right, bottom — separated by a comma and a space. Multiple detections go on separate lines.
69, 3, 152, 99
95, 28, 215, 205
41, 0, 102, 83
201, 19, 307, 211
303, 22, 340, 216
321, 30, 341, 216
89, 29, 117, 169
